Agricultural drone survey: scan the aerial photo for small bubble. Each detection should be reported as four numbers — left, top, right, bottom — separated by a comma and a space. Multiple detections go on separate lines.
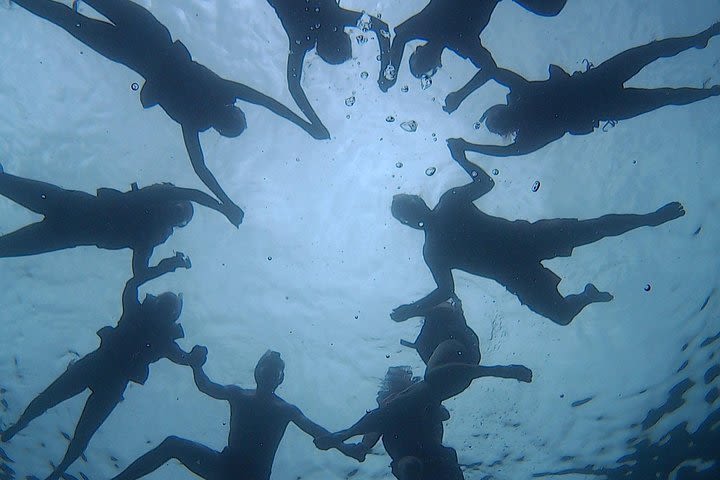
425, 167, 436, 176
360, 71, 369, 79
492, 168, 499, 175
644, 284, 652, 292
131, 82, 139, 91
354, 315, 359, 319
380, 29, 390, 38
531, 181, 540, 192
386, 354, 391, 358
315, 23, 321, 29
473, 121, 482, 130
400, 120, 417, 132
41, 194, 47, 199
418, 221, 424, 227
383, 65, 396, 81
395, 162, 403, 168
345, 96, 356, 107
295, 157, 300, 162
356, 34, 368, 45
420, 75, 432, 90
401, 85, 409, 93
471, 171, 478, 177
267, 256, 272, 261
385, 115, 395, 123
346, 114, 351, 119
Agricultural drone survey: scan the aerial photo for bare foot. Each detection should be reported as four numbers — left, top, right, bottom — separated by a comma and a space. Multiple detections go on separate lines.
650, 202, 685, 226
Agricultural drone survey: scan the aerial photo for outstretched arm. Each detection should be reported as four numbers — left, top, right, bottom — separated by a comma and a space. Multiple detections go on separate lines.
165, 343, 206, 367
121, 252, 191, 312
391, 257, 454, 322
163, 185, 243, 227
226, 80, 328, 140
446, 139, 496, 200
425, 363, 533, 401
284, 50, 331, 140
492, 66, 529, 91
192, 360, 245, 401
131, 246, 154, 278
314, 408, 389, 450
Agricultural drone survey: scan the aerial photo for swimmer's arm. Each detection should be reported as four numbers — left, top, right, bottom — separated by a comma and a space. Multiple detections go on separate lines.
447, 143, 495, 200
192, 363, 246, 400
165, 342, 194, 366
315, 408, 388, 450
391, 257, 454, 322
337, 8, 391, 90
121, 253, 190, 311
131, 247, 153, 278
492, 67, 529, 91
226, 81, 323, 139
426, 363, 533, 388
460, 140, 541, 158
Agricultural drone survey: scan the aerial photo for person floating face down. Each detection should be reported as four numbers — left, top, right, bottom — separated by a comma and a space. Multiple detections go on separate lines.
267, 0, 391, 139
380, 0, 567, 97
0, 253, 204, 480
452, 21, 720, 158
389, 141, 686, 326
11, 0, 327, 224
400, 295, 481, 367
315, 340, 533, 480
110, 350, 366, 480
0, 165, 231, 276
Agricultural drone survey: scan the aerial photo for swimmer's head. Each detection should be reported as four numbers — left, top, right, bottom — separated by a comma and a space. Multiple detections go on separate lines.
316, 27, 352, 65
482, 104, 517, 137
377, 365, 418, 405
409, 43, 443, 78
143, 292, 183, 323
168, 201, 194, 229
214, 105, 247, 138
391, 194, 431, 229
255, 350, 285, 392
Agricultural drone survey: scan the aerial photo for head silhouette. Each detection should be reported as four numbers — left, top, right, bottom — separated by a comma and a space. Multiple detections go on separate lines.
167, 201, 194, 229
482, 104, 517, 137
377, 366, 418, 406
391, 194, 431, 229
409, 43, 443, 78
316, 27, 352, 65
143, 292, 183, 323
254, 350, 285, 392
213, 105, 247, 138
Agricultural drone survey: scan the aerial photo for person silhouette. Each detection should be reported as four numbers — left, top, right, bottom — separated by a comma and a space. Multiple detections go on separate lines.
389, 142, 686, 325
379, 0, 567, 94
0, 166, 234, 275
110, 349, 365, 480
452, 22, 720, 157
267, 0, 390, 138
315, 340, 532, 479
400, 295, 481, 366
11, 0, 324, 222
0, 253, 202, 480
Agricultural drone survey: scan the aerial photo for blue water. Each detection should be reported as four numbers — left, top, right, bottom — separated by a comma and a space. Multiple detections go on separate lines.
0, 0, 718, 479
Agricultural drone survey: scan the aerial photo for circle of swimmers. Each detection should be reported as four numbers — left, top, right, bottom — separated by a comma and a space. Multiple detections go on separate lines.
0, 0, 717, 479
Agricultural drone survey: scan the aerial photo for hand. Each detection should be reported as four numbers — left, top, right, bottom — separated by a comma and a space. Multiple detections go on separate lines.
158, 252, 191, 271
343, 443, 368, 462
224, 203, 245, 228
189, 345, 208, 367
314, 434, 340, 451
390, 304, 419, 322
443, 91, 463, 114
514, 365, 533, 383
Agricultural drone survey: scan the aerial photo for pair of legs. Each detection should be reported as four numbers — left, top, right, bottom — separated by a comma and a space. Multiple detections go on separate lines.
593, 22, 720, 121
112, 437, 233, 480
0, 172, 95, 257
503, 202, 685, 325
1, 357, 126, 480
12, 0, 171, 75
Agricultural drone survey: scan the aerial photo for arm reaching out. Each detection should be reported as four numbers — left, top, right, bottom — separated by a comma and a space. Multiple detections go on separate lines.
447, 138, 495, 200
391, 255, 454, 322
290, 407, 367, 461
122, 252, 191, 312
192, 360, 245, 401
164, 185, 243, 227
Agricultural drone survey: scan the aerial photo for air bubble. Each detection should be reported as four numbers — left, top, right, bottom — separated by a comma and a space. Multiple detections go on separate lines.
401, 85, 409, 93
360, 71, 369, 79
492, 168, 499, 175
644, 284, 652, 292
380, 29, 390, 38
425, 167, 436, 176
400, 120, 417, 132
473, 121, 482, 130
395, 162, 403, 168
531, 181, 540, 192
131, 82, 139, 91
267, 256, 272, 261
346, 114, 351, 119
385, 116, 395, 123
345, 96, 356, 107
418, 222, 424, 227
383, 65, 396, 81
420, 75, 432, 90
356, 35, 368, 45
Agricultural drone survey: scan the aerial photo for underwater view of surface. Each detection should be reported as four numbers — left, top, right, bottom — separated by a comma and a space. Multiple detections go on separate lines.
1, 0, 719, 479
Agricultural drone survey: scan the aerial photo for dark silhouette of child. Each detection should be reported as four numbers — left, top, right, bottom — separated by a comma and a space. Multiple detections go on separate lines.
12, 0, 324, 220
390, 142, 686, 325
316, 340, 532, 479
0, 165, 234, 275
0, 253, 202, 480
111, 350, 364, 480
267, 0, 390, 138
454, 22, 720, 157
400, 296, 481, 366
380, 0, 567, 94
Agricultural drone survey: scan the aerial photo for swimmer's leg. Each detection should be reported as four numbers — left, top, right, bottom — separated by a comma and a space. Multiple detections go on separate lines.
285, 49, 331, 139
607, 86, 720, 121
564, 202, 686, 250
1, 361, 89, 442
79, 0, 172, 49
393, 456, 423, 480
45, 380, 126, 480
111, 437, 222, 480
444, 40, 497, 113
11, 0, 133, 64
507, 264, 612, 325
0, 222, 80, 258
0, 171, 82, 216
597, 22, 720, 84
